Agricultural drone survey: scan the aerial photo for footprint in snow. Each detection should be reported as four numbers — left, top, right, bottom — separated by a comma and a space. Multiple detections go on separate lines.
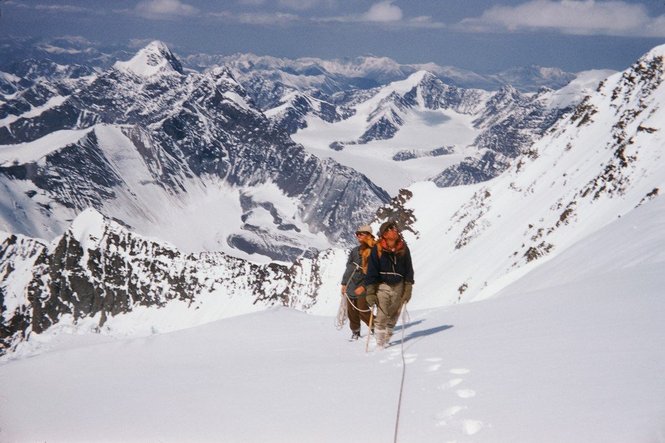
462, 419, 484, 435
456, 389, 476, 399
434, 406, 485, 436
438, 378, 464, 390
404, 354, 418, 364
424, 357, 443, 371
435, 405, 467, 427
379, 351, 417, 365
434, 367, 485, 435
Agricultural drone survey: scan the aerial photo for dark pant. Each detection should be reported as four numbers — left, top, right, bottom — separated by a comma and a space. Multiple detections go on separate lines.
347, 296, 372, 333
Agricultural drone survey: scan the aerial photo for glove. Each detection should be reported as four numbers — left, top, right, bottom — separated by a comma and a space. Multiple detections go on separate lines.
401, 282, 413, 304
365, 284, 378, 307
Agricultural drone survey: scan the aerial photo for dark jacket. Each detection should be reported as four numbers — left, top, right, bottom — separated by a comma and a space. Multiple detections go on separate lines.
341, 246, 367, 299
365, 241, 414, 286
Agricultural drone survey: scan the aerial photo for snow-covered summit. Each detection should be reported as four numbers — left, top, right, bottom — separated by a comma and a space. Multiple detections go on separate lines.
642, 42, 665, 60
68, 208, 109, 249
543, 69, 614, 109
113, 40, 184, 78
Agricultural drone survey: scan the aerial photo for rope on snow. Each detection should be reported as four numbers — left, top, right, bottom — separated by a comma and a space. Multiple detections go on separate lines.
393, 304, 410, 443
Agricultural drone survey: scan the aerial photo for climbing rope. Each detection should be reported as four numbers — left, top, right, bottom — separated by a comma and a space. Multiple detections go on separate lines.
334, 296, 348, 330
335, 264, 373, 330
335, 289, 374, 329
393, 303, 410, 443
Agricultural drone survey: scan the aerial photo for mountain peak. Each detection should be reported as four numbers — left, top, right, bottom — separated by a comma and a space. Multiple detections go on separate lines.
643, 43, 665, 60
113, 40, 184, 77
68, 208, 107, 249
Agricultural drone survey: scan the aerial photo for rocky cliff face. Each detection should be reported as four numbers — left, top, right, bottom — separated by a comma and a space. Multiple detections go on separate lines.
432, 85, 570, 187
0, 210, 337, 355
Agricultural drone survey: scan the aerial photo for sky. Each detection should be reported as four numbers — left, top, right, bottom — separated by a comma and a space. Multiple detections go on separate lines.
1, 0, 665, 73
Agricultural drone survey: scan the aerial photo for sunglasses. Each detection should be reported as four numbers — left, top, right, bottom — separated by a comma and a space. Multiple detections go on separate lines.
355, 231, 370, 236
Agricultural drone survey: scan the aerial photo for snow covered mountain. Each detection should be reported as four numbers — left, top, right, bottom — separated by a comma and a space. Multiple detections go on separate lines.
1, 39, 664, 443
0, 36, 132, 72
0, 208, 343, 353
408, 43, 665, 307
1, 44, 663, 360
291, 69, 606, 193
0, 41, 389, 260
0, 38, 595, 200
213, 53, 584, 187
190, 52, 577, 108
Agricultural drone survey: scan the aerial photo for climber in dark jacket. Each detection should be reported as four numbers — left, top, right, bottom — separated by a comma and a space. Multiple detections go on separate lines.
365, 221, 414, 348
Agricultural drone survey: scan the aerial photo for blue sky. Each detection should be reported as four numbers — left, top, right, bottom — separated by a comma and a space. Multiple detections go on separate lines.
1, 0, 665, 73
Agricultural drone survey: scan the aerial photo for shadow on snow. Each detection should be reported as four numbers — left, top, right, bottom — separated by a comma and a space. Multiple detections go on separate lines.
393, 320, 454, 345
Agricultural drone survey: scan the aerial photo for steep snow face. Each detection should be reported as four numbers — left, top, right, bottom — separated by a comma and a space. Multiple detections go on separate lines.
405, 45, 665, 308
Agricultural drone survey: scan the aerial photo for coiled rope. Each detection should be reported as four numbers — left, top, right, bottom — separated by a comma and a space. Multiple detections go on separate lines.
335, 266, 372, 330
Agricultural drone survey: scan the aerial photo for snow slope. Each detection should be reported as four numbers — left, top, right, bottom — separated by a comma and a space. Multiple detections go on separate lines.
403, 46, 665, 308
1, 195, 664, 442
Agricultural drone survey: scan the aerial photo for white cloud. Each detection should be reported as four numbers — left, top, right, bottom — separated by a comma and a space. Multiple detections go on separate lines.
135, 0, 199, 19
210, 11, 300, 25
34, 4, 90, 13
278, 0, 335, 11
212, 0, 439, 28
314, 1, 442, 27
6, 1, 93, 14
363, 1, 403, 22
458, 0, 665, 37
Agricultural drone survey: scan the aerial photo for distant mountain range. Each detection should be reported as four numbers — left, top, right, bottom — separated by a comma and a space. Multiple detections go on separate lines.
1, 35, 578, 94
0, 36, 608, 258
0, 41, 389, 262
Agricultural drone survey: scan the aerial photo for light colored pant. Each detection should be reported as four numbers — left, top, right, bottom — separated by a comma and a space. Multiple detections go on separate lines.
374, 281, 404, 346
